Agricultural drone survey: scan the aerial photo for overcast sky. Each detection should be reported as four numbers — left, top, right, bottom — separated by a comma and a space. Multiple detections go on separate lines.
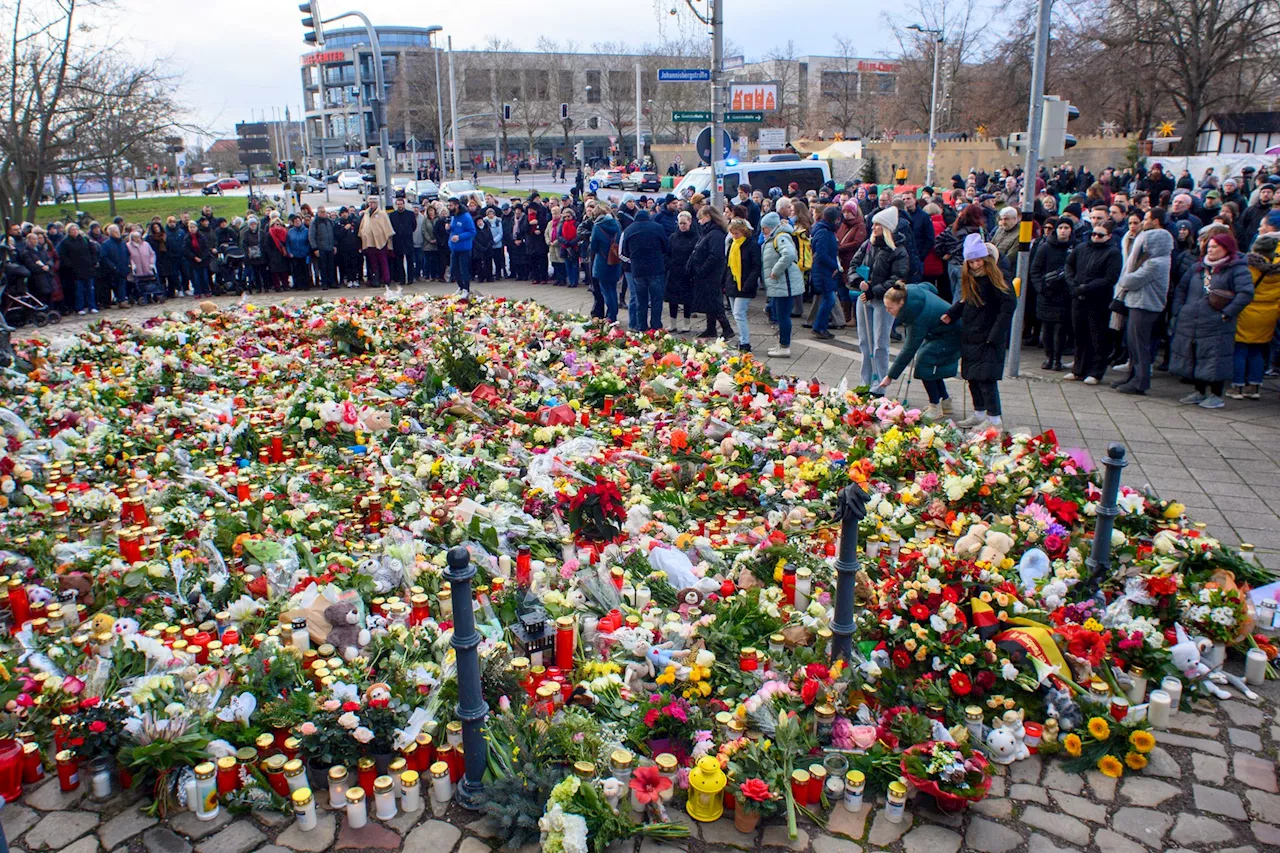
84, 0, 895, 140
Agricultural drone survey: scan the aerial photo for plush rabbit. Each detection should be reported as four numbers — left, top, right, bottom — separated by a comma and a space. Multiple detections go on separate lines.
1171, 625, 1258, 702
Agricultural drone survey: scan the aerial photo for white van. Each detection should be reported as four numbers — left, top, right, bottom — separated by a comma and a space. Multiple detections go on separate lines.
673, 155, 831, 199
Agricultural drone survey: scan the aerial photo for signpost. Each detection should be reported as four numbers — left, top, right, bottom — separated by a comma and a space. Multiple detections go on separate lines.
695, 125, 733, 165
724, 111, 763, 123
658, 68, 711, 82
236, 122, 273, 195
672, 111, 711, 123
722, 55, 744, 71
758, 128, 787, 149
588, 179, 599, 193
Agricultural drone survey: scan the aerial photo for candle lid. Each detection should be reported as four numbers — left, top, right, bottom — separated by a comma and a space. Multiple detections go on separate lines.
400, 770, 420, 786
791, 769, 810, 783
284, 759, 304, 774
846, 769, 865, 785
446, 721, 463, 734
345, 786, 365, 803
609, 749, 634, 767
292, 787, 313, 807
888, 780, 907, 797
357, 757, 375, 770
236, 747, 257, 763
430, 761, 449, 779
194, 761, 216, 779
654, 753, 678, 772
216, 756, 238, 771
373, 775, 394, 793
264, 755, 287, 772
328, 765, 349, 781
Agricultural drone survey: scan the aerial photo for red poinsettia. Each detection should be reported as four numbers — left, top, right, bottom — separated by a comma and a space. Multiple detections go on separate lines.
892, 648, 911, 669
1057, 624, 1111, 667
1043, 496, 1080, 525
629, 765, 672, 805
1144, 575, 1178, 597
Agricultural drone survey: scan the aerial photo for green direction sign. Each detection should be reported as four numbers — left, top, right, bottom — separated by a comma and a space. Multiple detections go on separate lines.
725, 111, 764, 123
673, 110, 712, 123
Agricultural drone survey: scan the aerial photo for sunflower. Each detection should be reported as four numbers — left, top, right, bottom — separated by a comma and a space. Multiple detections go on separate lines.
1129, 730, 1156, 754
1087, 716, 1112, 740
1125, 752, 1148, 770
1064, 733, 1083, 757
1097, 754, 1124, 778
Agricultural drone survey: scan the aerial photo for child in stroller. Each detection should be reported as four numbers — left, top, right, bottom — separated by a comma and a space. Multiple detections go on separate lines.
1, 262, 59, 328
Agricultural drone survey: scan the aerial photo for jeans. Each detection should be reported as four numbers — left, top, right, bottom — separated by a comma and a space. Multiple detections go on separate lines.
732, 297, 751, 345
969, 380, 1001, 416
110, 271, 130, 304
564, 256, 579, 288
414, 248, 427, 281
315, 250, 337, 288
921, 378, 949, 404
450, 249, 473, 292
191, 265, 211, 296
856, 297, 893, 387
595, 264, 620, 321
813, 289, 837, 334
73, 278, 96, 311
626, 272, 641, 330
631, 274, 665, 330
1124, 307, 1159, 391
769, 296, 792, 346
1233, 341, 1269, 386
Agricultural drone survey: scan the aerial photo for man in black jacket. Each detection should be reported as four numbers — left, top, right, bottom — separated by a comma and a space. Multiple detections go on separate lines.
57, 223, 98, 314
1063, 220, 1122, 384
308, 207, 337, 289
387, 198, 418, 283
618, 209, 669, 332
1238, 183, 1274, 249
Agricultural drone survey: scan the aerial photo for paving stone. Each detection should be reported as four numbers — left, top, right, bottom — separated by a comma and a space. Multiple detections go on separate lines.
24, 777, 87, 811
1253, 822, 1280, 846
1094, 828, 1147, 853
901, 824, 961, 853
1009, 782, 1048, 803
963, 816, 1022, 853
1118, 776, 1180, 807
760, 824, 808, 849
1217, 847, 1259, 853
1085, 769, 1117, 801
465, 816, 499, 838
1221, 701, 1265, 728
1168, 711, 1220, 736
1142, 746, 1182, 778
987, 775, 1005, 797
1169, 813, 1234, 847
826, 803, 870, 840
1229, 727, 1263, 751
1156, 732, 1227, 757
700, 820, 751, 850
1042, 763, 1086, 794
333, 819, 399, 850
455, 841, 489, 853
640, 839, 691, 853
193, 821, 265, 853
381, 804, 426, 835
251, 810, 291, 828
142, 827, 191, 853
1234, 753, 1279, 792
1111, 806, 1174, 844
1020, 805, 1090, 846
1246, 788, 1280, 822
1, 804, 41, 840
24, 811, 99, 850
1009, 754, 1041, 784
98, 808, 158, 849
274, 812, 335, 852
812, 837, 861, 853
169, 809, 233, 840
1024, 832, 1081, 853
1193, 783, 1247, 819
248, 847, 289, 853
1272, 725, 1280, 743
1192, 753, 1228, 785
866, 808, 912, 847
61, 838, 100, 853
1048, 790, 1107, 824
970, 797, 1012, 818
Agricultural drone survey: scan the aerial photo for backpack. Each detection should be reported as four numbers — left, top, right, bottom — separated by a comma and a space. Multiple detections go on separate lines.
793, 228, 812, 272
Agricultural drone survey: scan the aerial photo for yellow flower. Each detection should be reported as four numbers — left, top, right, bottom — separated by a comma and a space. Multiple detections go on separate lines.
656, 666, 677, 686
1129, 730, 1155, 754
1125, 752, 1148, 770
1063, 734, 1082, 757
1087, 717, 1111, 740
1082, 618, 1104, 632
1097, 755, 1124, 778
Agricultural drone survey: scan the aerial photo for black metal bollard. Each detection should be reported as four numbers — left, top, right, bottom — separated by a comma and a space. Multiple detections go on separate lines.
445, 545, 489, 809
831, 485, 869, 663
1083, 444, 1127, 597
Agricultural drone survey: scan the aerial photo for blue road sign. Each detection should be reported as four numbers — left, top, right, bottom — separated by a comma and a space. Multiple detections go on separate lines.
588, 179, 600, 193
658, 68, 711, 83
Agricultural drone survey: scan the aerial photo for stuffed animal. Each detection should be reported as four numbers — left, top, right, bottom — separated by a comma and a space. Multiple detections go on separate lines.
324, 600, 370, 662
90, 612, 115, 636
1170, 624, 1258, 702
956, 522, 1016, 566
984, 719, 1029, 764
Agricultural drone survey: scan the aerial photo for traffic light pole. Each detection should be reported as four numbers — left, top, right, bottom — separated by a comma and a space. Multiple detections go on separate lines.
320, 10, 392, 207
1005, 0, 1052, 379
709, 0, 724, 208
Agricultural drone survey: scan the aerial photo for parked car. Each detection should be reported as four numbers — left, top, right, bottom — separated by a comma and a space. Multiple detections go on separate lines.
336, 170, 364, 190
438, 180, 485, 206
390, 177, 413, 198
592, 168, 625, 188
413, 180, 440, 203
621, 171, 660, 192
232, 171, 249, 182
292, 175, 326, 193
201, 177, 241, 195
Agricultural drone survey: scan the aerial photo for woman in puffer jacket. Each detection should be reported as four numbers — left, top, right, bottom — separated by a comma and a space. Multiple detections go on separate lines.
1111, 221, 1173, 394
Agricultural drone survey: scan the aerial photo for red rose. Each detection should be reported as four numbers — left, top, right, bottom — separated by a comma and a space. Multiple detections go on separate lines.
341, 701, 360, 712
89, 720, 107, 733
801, 677, 820, 706
975, 670, 996, 690
739, 778, 772, 802
949, 672, 972, 696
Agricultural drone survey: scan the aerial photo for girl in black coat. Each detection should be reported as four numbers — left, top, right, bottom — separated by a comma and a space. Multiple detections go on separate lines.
665, 211, 699, 331
432, 214, 450, 282
687, 206, 731, 339
1031, 219, 1074, 370
942, 236, 1017, 431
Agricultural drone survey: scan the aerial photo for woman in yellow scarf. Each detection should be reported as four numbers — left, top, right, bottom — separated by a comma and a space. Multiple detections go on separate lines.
723, 218, 761, 352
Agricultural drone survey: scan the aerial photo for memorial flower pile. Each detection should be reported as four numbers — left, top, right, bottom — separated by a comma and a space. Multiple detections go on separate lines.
0, 294, 1271, 844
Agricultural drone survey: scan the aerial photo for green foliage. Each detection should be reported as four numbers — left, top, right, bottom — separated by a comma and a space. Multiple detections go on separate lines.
436, 311, 485, 391
889, 710, 934, 749
481, 762, 564, 848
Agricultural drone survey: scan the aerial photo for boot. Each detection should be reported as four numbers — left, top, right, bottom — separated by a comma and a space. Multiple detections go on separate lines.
681, 317, 692, 334
696, 326, 717, 339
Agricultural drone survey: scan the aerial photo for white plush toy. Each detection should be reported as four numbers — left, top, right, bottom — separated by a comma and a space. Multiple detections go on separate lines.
1170, 624, 1259, 702
955, 523, 1015, 565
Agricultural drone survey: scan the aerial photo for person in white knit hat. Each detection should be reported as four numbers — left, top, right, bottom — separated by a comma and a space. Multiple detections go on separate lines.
849, 206, 910, 393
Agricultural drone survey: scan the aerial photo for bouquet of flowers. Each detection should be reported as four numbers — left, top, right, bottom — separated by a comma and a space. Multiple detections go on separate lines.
1181, 582, 1249, 645
1058, 710, 1156, 778
539, 774, 688, 853
899, 739, 992, 812
563, 476, 626, 542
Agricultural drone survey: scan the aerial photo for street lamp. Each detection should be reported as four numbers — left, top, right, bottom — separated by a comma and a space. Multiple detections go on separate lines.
907, 23, 944, 188
425, 25, 446, 179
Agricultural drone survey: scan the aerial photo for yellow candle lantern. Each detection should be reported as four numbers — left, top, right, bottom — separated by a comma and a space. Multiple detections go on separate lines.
686, 755, 726, 823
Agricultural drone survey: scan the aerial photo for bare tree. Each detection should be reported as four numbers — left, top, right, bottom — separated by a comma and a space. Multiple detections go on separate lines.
593, 41, 635, 153
536, 37, 583, 160
389, 42, 452, 159
882, 0, 989, 135
816, 36, 883, 138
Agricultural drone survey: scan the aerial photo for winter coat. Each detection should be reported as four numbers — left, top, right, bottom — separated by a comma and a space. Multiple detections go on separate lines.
687, 220, 729, 311
164, 225, 189, 263
285, 225, 311, 259
907, 207, 935, 259
761, 222, 802, 299
17, 244, 53, 295
1065, 236, 1123, 308
850, 238, 910, 300
126, 239, 156, 280
665, 227, 699, 303
241, 226, 268, 266
1116, 228, 1173, 313
388, 209, 417, 250
619, 211, 668, 278
335, 220, 361, 258
652, 208, 679, 236
359, 209, 394, 251
433, 218, 450, 253
99, 235, 130, 277
922, 214, 947, 277
266, 224, 290, 273
887, 282, 962, 382
943, 273, 1017, 382
473, 220, 494, 253
808, 219, 841, 294
1238, 201, 1272, 250
419, 216, 439, 252
992, 224, 1020, 269
308, 216, 336, 253
447, 210, 476, 252
1238, 234, 1280, 344
56, 234, 97, 280
722, 235, 761, 299
590, 215, 621, 280
1170, 255, 1255, 382
934, 223, 984, 270
836, 212, 867, 272
1030, 232, 1073, 323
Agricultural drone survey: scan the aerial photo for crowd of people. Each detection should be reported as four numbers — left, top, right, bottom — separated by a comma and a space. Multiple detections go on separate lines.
3, 157, 1278, 422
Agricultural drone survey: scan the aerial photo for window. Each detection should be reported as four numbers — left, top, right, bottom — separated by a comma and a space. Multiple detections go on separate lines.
745, 166, 826, 195
585, 70, 601, 102
465, 70, 491, 102
722, 172, 740, 198
498, 69, 521, 102
820, 70, 857, 98
526, 69, 550, 102
557, 70, 574, 102
875, 73, 896, 95
608, 70, 634, 101
587, 116, 599, 130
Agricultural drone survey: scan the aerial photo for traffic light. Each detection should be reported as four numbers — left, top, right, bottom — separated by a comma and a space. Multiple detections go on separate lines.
277, 161, 288, 181
1040, 96, 1079, 158
1004, 132, 1028, 156
574, 141, 585, 165
359, 147, 380, 185
288, 160, 298, 176
560, 102, 569, 121
502, 103, 511, 122
300, 1, 325, 48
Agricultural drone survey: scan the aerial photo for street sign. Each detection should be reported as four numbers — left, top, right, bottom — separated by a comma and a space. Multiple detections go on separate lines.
672, 111, 711, 123
237, 137, 270, 151
695, 125, 733, 164
722, 55, 744, 71
588, 179, 600, 193
737, 134, 749, 155
725, 111, 763, 123
235, 122, 268, 137
658, 68, 711, 82
758, 128, 787, 149
175, 153, 187, 170
237, 152, 274, 166
729, 82, 778, 111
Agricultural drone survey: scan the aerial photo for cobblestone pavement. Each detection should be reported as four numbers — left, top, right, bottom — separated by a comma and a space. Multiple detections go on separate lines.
8, 281, 1280, 853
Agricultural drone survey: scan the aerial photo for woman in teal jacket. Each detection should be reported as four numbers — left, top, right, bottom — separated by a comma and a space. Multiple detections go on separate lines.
876, 281, 962, 419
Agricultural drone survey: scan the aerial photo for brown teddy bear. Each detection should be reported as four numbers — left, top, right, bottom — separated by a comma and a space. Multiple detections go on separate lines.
324, 600, 370, 662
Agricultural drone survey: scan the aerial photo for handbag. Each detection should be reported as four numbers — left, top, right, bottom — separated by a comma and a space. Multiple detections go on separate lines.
1108, 297, 1129, 316
246, 244, 263, 261
1207, 289, 1233, 311
607, 238, 620, 266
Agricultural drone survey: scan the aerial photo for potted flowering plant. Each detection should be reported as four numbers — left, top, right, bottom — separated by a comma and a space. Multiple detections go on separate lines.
626, 692, 703, 762
899, 740, 992, 812
297, 702, 364, 787
1180, 582, 1248, 664
562, 475, 627, 542
731, 777, 781, 833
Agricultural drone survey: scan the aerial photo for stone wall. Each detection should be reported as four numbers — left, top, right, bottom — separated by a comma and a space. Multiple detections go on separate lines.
863, 135, 1139, 186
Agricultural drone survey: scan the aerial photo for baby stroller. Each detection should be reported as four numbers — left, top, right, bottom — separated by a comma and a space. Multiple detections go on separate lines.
134, 273, 166, 305
217, 244, 246, 295
0, 267, 59, 329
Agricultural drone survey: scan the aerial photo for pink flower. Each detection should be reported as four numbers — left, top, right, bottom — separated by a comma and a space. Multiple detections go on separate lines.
298, 722, 317, 736
322, 699, 341, 712
62, 676, 85, 696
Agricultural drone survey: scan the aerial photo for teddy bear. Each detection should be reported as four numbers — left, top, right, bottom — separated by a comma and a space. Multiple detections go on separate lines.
954, 522, 1015, 566
324, 600, 370, 662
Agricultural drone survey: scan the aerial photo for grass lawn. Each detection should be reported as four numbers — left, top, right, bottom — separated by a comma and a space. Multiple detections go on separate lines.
477, 185, 534, 200
31, 195, 255, 226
